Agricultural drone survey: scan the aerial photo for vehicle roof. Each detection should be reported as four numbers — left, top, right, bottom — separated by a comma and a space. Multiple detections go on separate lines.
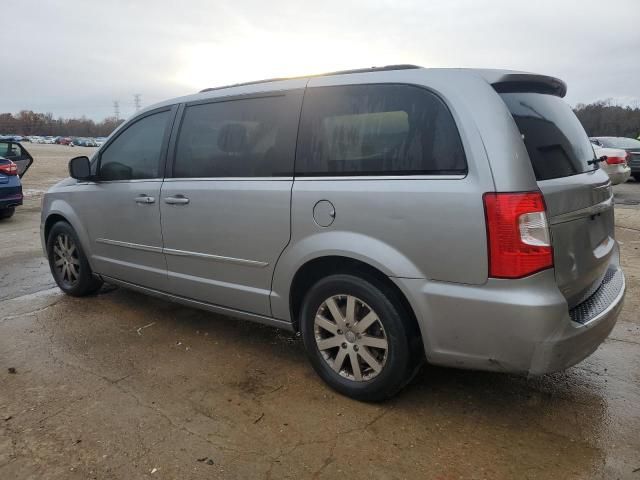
136, 66, 567, 118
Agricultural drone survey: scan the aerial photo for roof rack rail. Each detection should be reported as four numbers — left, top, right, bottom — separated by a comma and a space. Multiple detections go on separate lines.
199, 64, 422, 93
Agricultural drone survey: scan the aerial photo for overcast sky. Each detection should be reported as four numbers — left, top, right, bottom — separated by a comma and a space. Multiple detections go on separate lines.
2, 0, 638, 120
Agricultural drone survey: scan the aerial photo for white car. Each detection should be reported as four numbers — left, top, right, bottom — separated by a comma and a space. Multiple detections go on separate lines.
592, 143, 631, 185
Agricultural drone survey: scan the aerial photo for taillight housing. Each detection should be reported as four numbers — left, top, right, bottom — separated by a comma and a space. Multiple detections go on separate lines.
0, 161, 18, 176
605, 154, 627, 165
483, 192, 553, 279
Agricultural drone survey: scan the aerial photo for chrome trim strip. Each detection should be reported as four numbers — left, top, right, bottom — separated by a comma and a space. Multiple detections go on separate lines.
163, 175, 465, 181
96, 238, 269, 268
94, 178, 164, 184
163, 247, 269, 268
163, 177, 293, 182
550, 196, 614, 225
100, 275, 294, 332
89, 175, 466, 182
96, 238, 163, 253
294, 174, 466, 181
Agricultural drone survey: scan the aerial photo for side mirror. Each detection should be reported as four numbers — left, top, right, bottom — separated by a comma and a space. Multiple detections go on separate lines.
68, 156, 92, 181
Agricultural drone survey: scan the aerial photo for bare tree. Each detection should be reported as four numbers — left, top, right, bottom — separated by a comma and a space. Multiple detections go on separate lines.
574, 99, 640, 138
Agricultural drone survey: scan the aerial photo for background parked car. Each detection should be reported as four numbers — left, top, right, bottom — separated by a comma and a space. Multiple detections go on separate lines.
0, 134, 24, 142
56, 137, 74, 146
591, 137, 640, 181
0, 141, 33, 219
591, 143, 631, 185
74, 137, 97, 147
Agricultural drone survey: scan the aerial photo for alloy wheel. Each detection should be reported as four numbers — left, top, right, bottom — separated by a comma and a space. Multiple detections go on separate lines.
52, 233, 80, 287
314, 294, 388, 381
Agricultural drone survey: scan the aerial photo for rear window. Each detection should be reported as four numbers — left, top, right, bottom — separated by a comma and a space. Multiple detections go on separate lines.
500, 93, 597, 181
296, 84, 467, 176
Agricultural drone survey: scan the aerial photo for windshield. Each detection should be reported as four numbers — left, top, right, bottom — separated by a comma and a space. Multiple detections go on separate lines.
599, 137, 640, 149
500, 92, 597, 181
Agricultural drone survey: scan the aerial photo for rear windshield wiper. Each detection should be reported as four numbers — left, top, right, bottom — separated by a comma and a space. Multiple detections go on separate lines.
587, 156, 608, 166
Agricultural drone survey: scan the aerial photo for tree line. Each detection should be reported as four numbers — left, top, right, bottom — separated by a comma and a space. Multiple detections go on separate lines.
1, 99, 639, 139
573, 100, 640, 138
0, 111, 124, 137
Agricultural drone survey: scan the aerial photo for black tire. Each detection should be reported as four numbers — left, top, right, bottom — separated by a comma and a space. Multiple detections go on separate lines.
634, 174, 640, 182
300, 273, 419, 402
0, 207, 15, 219
46, 221, 103, 296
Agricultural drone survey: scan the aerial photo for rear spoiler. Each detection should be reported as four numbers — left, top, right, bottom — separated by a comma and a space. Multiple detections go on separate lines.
474, 70, 567, 98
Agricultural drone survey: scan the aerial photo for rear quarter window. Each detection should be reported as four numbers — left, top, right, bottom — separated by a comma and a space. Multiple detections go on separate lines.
296, 84, 467, 176
500, 92, 597, 181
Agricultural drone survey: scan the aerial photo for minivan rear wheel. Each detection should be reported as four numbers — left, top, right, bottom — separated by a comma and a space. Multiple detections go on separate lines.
300, 274, 417, 401
47, 221, 103, 296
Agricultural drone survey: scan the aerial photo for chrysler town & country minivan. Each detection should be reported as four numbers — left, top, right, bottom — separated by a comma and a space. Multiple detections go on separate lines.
41, 65, 625, 400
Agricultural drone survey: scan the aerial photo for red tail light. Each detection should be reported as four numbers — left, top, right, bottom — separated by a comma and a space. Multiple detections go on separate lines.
0, 161, 18, 175
483, 192, 553, 279
605, 154, 627, 165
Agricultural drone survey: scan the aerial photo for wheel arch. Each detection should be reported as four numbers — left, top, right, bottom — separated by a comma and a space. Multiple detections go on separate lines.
44, 213, 68, 243
285, 255, 423, 354
43, 201, 94, 267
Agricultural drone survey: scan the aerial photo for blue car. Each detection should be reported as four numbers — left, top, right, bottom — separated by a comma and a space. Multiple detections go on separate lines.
0, 141, 33, 220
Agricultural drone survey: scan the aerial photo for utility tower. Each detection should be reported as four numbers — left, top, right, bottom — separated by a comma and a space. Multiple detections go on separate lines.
113, 101, 120, 120
134, 94, 142, 112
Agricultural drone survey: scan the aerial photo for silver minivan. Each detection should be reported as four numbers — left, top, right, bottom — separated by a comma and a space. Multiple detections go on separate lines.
42, 65, 625, 400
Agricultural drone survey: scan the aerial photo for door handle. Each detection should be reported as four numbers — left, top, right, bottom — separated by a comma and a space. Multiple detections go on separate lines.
164, 195, 190, 205
134, 195, 155, 204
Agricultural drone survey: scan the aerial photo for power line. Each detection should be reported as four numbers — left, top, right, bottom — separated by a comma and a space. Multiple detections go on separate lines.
133, 94, 142, 112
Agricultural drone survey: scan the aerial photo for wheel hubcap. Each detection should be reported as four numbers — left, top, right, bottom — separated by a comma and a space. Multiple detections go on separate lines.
314, 294, 388, 382
52, 233, 80, 286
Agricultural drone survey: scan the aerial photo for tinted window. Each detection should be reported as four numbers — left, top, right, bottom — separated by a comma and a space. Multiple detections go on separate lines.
173, 94, 300, 178
99, 111, 169, 181
296, 84, 467, 176
500, 93, 597, 181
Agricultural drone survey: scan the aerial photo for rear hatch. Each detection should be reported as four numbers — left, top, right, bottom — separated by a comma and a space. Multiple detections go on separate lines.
500, 91, 615, 308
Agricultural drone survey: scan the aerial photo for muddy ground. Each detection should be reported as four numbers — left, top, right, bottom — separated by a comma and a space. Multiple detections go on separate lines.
1, 144, 640, 479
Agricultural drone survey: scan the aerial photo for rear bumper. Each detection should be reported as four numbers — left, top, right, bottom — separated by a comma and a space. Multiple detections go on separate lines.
0, 193, 23, 209
607, 167, 631, 185
393, 247, 625, 375
529, 268, 624, 374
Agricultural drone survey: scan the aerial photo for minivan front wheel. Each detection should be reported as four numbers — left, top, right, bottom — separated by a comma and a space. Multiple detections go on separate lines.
300, 274, 417, 401
47, 221, 103, 296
